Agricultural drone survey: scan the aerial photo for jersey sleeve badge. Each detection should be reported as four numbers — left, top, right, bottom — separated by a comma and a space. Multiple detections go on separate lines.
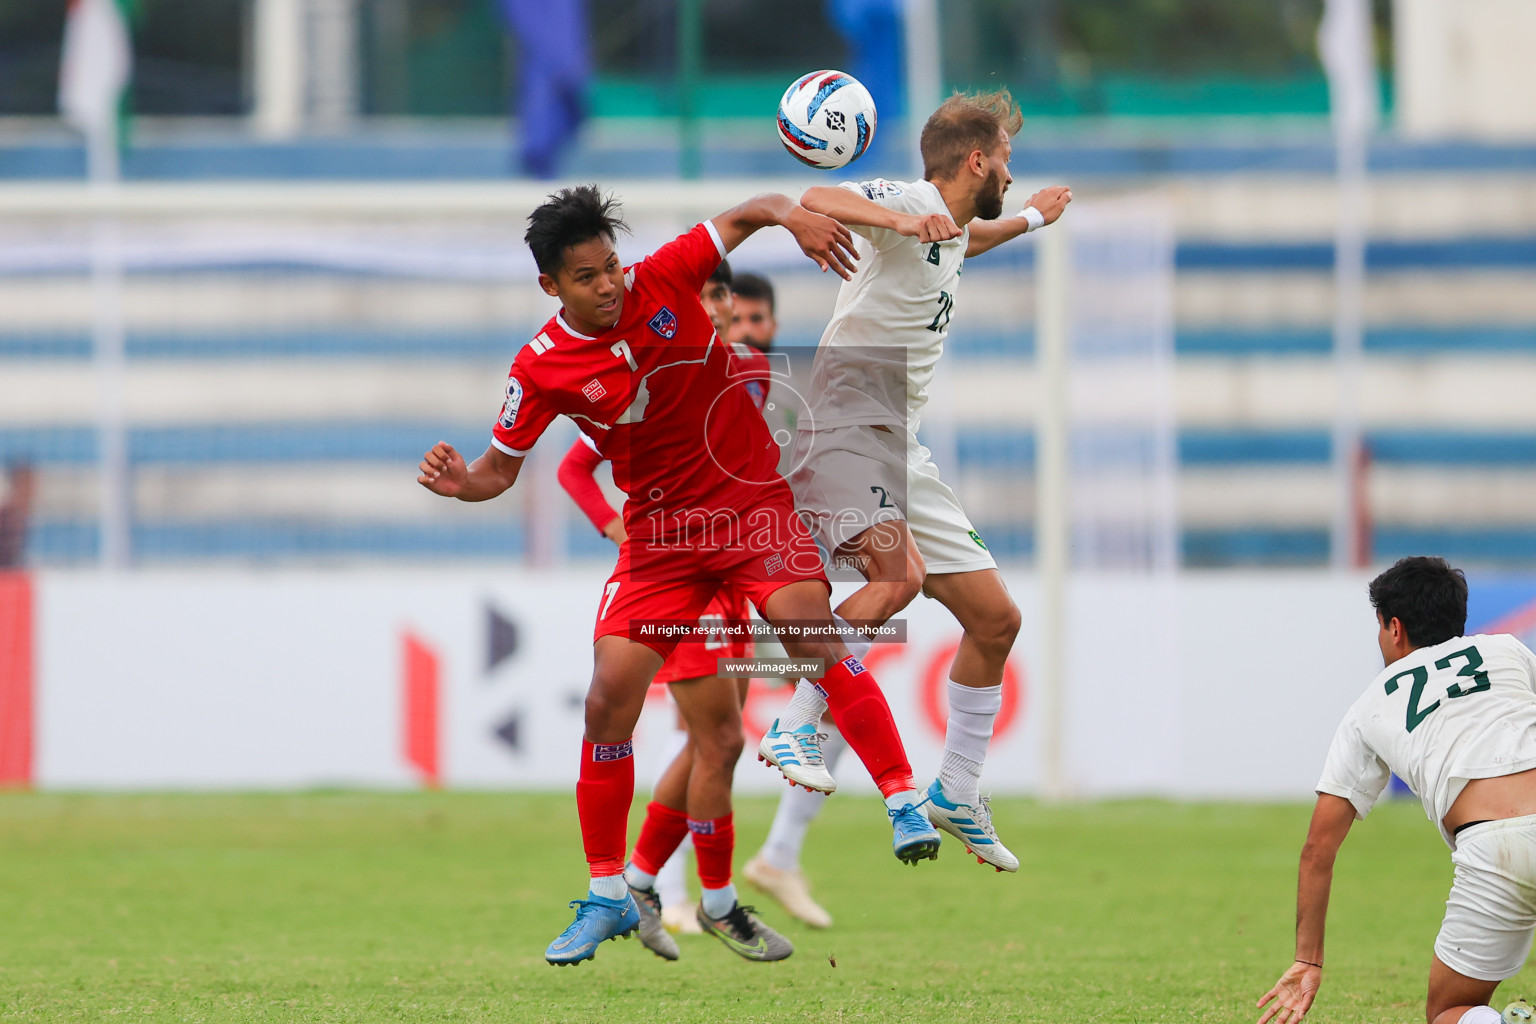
498, 376, 523, 430
851, 178, 903, 200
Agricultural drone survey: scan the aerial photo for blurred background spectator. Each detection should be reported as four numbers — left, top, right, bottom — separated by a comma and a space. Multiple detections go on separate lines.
497, 0, 589, 178
826, 0, 903, 169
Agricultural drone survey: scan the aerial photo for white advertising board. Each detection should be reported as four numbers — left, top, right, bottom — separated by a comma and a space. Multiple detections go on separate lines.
14, 568, 1421, 798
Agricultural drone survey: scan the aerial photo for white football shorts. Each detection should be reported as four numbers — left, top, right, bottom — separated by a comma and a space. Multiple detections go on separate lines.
788, 423, 996, 575
1436, 814, 1536, 981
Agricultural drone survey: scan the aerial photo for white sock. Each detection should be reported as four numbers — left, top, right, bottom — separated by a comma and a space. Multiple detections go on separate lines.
820, 726, 848, 773
648, 723, 692, 905
883, 789, 922, 813
834, 614, 873, 661
941, 680, 1001, 806
776, 678, 829, 732
700, 883, 737, 920
1458, 1007, 1501, 1024
589, 874, 627, 901
623, 862, 656, 892
761, 783, 829, 872
654, 726, 689, 784
656, 836, 691, 908
759, 727, 845, 871
777, 618, 875, 733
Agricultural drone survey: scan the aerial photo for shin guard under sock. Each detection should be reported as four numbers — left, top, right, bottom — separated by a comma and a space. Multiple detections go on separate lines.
689, 814, 736, 891
818, 657, 915, 797
577, 738, 635, 877
629, 800, 690, 878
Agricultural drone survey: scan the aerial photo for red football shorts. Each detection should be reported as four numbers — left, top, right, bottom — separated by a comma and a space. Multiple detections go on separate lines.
651, 585, 753, 685
593, 484, 828, 661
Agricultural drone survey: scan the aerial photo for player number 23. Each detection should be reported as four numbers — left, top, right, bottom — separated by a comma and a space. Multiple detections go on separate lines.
1382, 645, 1492, 733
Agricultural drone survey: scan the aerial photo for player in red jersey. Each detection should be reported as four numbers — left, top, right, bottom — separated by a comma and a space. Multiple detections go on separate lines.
417, 185, 940, 968
555, 257, 781, 955
722, 272, 842, 930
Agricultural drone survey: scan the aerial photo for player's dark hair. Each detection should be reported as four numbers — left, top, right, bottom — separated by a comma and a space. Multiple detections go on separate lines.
731, 271, 776, 314
524, 185, 629, 276
1368, 556, 1468, 648
708, 257, 733, 288
920, 89, 1023, 181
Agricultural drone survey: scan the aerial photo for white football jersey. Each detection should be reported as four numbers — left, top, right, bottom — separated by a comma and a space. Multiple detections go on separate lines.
1317, 633, 1536, 847
804, 178, 968, 435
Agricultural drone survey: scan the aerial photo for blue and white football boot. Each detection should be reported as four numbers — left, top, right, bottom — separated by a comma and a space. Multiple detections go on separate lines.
757, 719, 837, 793
923, 778, 1019, 872
888, 800, 941, 864
544, 891, 641, 966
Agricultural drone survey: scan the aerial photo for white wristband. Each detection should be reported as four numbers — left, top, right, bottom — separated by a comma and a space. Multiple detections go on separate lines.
1020, 206, 1046, 232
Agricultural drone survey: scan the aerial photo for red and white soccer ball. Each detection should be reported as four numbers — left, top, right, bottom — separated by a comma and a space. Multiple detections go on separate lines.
776, 69, 877, 170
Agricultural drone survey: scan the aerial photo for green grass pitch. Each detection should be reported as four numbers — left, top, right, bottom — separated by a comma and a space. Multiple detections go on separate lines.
0, 791, 1529, 1022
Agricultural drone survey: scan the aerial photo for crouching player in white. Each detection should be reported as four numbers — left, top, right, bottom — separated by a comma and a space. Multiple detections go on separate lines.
1259, 556, 1536, 1024
755, 88, 1070, 872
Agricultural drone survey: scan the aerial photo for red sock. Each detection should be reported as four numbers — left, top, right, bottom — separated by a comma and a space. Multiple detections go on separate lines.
818, 656, 915, 797
576, 738, 635, 877
689, 814, 735, 890
629, 800, 690, 877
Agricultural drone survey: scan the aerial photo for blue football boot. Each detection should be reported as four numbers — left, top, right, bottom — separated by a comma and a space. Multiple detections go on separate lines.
888, 801, 941, 864
544, 892, 640, 966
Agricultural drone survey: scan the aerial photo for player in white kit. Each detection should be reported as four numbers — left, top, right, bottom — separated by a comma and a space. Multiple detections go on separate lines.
1258, 557, 1536, 1024
754, 89, 1071, 871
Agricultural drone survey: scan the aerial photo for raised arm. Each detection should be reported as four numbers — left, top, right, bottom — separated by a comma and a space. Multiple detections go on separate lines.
417, 441, 523, 502
1256, 794, 1357, 1024
557, 438, 625, 544
710, 192, 861, 279
966, 185, 1073, 258
800, 185, 960, 243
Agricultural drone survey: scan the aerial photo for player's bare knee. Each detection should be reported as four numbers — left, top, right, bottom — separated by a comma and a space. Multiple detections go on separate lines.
1427, 1002, 1466, 1024
582, 689, 614, 732
999, 599, 1023, 642
855, 579, 920, 626
870, 549, 924, 596
582, 684, 633, 738
888, 572, 924, 611
693, 720, 744, 770
713, 728, 747, 769
969, 600, 1022, 659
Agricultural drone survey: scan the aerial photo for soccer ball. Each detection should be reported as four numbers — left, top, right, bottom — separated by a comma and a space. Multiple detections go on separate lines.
776, 70, 877, 170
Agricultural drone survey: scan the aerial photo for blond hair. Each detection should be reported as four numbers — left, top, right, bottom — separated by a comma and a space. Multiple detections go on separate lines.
919, 89, 1023, 181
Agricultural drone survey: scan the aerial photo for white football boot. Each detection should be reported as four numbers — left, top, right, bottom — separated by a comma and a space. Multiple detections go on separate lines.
742, 855, 833, 929
923, 779, 1019, 872
756, 719, 837, 793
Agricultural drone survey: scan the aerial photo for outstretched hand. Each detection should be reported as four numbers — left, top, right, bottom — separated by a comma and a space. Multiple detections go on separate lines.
895, 212, 961, 243
1027, 185, 1073, 226
1256, 962, 1321, 1024
418, 441, 468, 497
784, 206, 859, 279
